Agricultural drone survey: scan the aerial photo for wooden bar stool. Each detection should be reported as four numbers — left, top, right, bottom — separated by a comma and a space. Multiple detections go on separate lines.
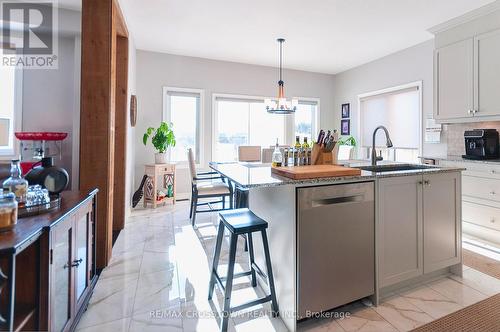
208, 208, 279, 332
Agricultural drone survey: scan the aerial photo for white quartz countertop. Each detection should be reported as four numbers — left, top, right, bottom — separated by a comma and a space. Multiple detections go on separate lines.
420, 155, 500, 165
209, 161, 464, 188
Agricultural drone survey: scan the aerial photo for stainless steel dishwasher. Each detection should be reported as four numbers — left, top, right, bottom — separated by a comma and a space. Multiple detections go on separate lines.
297, 181, 375, 319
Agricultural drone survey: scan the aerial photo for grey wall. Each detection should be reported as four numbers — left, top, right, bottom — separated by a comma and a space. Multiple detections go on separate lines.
125, 37, 137, 215
135, 51, 336, 195
22, 34, 80, 186
332, 40, 447, 157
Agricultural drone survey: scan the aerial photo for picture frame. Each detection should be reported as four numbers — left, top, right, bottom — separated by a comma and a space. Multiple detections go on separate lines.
130, 95, 137, 127
341, 119, 350, 135
341, 103, 350, 118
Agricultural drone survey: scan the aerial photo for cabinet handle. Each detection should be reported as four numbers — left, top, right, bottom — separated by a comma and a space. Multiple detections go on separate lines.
64, 258, 83, 269
418, 181, 423, 185
491, 218, 496, 223
467, 109, 472, 115
491, 170, 496, 174
424, 180, 430, 186
490, 191, 496, 195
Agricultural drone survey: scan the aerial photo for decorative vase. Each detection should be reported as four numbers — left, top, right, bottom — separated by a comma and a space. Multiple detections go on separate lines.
154, 152, 168, 164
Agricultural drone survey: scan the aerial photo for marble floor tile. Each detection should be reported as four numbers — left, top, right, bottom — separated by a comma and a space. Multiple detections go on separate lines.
397, 285, 463, 319
129, 305, 183, 332
133, 267, 181, 315
298, 317, 345, 332
427, 276, 487, 306
449, 268, 500, 296
77, 273, 138, 328
372, 294, 434, 331
76, 317, 131, 332
335, 302, 398, 332
140, 250, 177, 275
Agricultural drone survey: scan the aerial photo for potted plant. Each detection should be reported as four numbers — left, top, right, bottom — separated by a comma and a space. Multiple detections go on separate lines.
143, 122, 176, 164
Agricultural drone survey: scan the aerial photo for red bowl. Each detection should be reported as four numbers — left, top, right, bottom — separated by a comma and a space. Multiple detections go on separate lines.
15, 132, 68, 141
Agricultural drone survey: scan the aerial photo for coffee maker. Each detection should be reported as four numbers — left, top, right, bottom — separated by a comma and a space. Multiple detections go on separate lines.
463, 129, 499, 160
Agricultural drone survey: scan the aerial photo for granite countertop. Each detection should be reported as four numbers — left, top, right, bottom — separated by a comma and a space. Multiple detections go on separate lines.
209, 161, 464, 188
420, 155, 500, 165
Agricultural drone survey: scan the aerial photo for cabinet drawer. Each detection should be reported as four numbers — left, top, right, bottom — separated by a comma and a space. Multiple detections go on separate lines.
462, 175, 500, 202
439, 160, 500, 179
463, 201, 500, 232
463, 222, 500, 247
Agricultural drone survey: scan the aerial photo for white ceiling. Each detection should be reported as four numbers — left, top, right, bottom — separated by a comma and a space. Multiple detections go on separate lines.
118, 0, 496, 74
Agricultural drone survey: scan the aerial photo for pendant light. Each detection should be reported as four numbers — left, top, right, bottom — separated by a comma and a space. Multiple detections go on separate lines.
266, 38, 298, 114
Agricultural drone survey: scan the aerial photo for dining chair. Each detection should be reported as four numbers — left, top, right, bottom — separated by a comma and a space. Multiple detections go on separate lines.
238, 146, 261, 162
261, 148, 274, 163
188, 148, 233, 227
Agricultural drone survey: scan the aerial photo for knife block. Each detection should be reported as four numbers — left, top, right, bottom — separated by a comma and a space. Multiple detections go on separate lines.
312, 143, 339, 165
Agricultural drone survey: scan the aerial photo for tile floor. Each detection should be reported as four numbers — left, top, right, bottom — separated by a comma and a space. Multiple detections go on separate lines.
76, 201, 500, 332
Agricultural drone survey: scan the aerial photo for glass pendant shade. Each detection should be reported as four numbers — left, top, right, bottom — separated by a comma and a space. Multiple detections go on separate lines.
267, 38, 297, 114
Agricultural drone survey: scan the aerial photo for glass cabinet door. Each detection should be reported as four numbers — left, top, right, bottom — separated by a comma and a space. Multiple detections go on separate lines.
75, 212, 89, 301
51, 218, 73, 332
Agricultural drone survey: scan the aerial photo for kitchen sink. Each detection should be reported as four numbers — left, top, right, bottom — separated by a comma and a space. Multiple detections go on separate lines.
355, 164, 435, 173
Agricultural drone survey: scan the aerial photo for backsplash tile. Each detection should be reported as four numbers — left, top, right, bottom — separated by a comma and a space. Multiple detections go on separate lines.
444, 121, 500, 156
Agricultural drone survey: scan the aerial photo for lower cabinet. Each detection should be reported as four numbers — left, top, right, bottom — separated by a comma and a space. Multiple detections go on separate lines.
50, 200, 95, 332
378, 172, 461, 288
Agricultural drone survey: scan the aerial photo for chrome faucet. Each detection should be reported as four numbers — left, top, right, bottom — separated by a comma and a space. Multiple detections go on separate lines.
371, 126, 393, 165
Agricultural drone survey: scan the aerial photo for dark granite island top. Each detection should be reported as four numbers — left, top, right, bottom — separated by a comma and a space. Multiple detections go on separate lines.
208, 161, 464, 189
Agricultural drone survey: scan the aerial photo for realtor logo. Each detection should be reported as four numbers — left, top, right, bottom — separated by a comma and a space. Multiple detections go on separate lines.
0, 0, 58, 68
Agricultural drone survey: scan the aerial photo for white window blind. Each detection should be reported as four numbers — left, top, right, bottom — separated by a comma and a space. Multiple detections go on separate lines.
360, 86, 420, 149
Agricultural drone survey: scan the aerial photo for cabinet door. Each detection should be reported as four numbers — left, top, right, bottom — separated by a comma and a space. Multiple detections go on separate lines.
50, 216, 75, 332
474, 28, 500, 117
74, 204, 91, 305
378, 175, 423, 288
434, 39, 474, 120
423, 172, 461, 273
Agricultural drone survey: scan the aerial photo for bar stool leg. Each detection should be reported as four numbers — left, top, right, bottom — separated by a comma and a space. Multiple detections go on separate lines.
247, 233, 257, 287
208, 220, 225, 300
261, 229, 279, 317
191, 196, 198, 227
221, 233, 238, 332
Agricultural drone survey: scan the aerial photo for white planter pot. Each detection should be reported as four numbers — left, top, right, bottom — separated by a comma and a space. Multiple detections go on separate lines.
154, 152, 168, 164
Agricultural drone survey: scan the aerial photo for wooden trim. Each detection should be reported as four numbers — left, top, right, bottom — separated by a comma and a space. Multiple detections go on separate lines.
113, 35, 128, 231
113, 0, 129, 38
80, 0, 115, 269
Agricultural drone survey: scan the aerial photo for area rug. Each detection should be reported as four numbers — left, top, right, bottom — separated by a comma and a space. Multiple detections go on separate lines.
411, 249, 500, 332
462, 248, 500, 279
411, 293, 500, 332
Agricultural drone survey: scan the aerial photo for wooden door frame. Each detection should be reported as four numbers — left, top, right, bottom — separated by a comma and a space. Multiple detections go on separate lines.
80, 0, 128, 269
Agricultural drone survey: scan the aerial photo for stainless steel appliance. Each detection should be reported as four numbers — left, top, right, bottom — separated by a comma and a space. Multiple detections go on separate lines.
463, 129, 499, 160
297, 182, 375, 319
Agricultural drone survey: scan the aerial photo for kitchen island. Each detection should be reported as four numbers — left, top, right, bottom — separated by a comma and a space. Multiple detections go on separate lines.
210, 162, 464, 332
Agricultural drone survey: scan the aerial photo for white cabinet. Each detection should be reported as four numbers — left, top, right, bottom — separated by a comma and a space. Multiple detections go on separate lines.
378, 175, 423, 288
378, 172, 461, 288
434, 39, 474, 120
433, 26, 500, 122
474, 29, 500, 117
423, 172, 462, 273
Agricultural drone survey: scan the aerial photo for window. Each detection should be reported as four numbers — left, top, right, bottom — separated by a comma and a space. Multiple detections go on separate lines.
358, 82, 421, 163
0, 47, 22, 157
163, 88, 202, 163
294, 100, 319, 143
213, 96, 286, 162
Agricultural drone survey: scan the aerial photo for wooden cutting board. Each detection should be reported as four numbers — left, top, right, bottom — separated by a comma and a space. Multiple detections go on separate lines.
271, 165, 361, 180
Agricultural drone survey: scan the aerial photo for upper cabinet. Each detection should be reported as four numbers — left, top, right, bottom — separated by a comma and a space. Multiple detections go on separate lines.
474, 29, 500, 117
431, 4, 500, 123
434, 39, 474, 120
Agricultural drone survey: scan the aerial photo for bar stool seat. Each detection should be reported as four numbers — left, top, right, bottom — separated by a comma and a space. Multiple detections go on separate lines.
208, 208, 279, 332
219, 208, 268, 234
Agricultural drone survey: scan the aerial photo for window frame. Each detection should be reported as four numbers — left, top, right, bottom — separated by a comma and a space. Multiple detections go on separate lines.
162, 86, 204, 167
212, 93, 289, 163
356, 81, 423, 160
0, 66, 23, 159
291, 97, 320, 145
212, 93, 320, 162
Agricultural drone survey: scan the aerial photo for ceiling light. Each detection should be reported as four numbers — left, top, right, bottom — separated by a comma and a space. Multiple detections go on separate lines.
266, 38, 298, 114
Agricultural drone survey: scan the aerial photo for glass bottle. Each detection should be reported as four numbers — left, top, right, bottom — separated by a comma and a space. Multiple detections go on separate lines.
302, 137, 309, 165
3, 160, 29, 204
272, 138, 283, 167
294, 136, 301, 166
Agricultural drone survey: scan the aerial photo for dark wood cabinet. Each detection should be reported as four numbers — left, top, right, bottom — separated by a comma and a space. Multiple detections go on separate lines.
0, 190, 98, 332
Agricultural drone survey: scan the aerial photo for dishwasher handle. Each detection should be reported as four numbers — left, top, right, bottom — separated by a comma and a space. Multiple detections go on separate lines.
311, 194, 365, 207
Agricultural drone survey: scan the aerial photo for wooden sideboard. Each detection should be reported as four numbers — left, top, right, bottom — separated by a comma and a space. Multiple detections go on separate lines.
0, 189, 98, 332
